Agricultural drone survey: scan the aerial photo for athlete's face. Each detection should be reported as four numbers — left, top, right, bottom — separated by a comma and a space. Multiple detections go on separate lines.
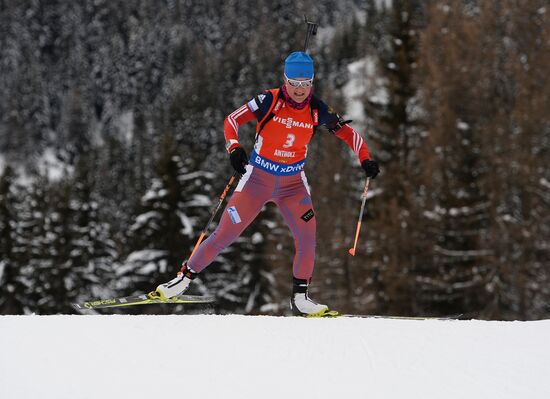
284, 77, 313, 103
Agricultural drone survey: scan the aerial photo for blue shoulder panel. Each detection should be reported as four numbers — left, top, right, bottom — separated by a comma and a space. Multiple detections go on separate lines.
247, 91, 274, 121
317, 99, 340, 131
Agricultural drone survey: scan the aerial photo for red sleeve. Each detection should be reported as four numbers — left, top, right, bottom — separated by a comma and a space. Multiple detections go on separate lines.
223, 104, 256, 153
335, 124, 371, 163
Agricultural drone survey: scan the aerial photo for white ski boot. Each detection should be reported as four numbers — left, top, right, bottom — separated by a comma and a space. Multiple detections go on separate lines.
155, 262, 196, 299
290, 278, 336, 317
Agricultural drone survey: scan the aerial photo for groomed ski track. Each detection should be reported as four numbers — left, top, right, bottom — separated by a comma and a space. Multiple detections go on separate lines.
1, 315, 549, 399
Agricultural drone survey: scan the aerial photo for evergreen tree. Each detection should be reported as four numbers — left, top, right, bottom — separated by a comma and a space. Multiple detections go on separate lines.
121, 132, 215, 298
64, 154, 118, 305
0, 166, 26, 314
32, 179, 73, 314
11, 170, 49, 313
360, 0, 427, 315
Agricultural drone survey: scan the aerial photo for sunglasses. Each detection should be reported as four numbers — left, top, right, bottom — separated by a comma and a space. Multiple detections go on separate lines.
285, 74, 314, 88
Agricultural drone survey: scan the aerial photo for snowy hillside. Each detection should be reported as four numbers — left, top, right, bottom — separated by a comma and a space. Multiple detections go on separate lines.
1, 315, 550, 399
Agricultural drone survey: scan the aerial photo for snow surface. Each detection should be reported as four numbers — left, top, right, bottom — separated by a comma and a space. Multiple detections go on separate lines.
1, 316, 550, 399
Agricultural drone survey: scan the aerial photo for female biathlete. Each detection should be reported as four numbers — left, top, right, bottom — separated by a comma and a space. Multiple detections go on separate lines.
156, 52, 379, 316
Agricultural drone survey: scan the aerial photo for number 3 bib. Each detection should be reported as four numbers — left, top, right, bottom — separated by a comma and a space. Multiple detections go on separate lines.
254, 103, 316, 164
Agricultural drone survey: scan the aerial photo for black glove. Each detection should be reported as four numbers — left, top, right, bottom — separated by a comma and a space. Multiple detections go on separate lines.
361, 159, 380, 179
229, 147, 249, 175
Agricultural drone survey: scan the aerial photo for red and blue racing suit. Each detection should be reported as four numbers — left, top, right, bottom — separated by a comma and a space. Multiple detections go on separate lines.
187, 88, 372, 281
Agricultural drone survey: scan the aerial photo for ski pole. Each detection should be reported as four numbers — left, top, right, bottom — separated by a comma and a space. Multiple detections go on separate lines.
303, 15, 318, 53
188, 172, 239, 261
348, 178, 370, 256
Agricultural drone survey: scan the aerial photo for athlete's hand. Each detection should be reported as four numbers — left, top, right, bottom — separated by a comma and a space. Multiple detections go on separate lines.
230, 147, 249, 175
361, 159, 380, 179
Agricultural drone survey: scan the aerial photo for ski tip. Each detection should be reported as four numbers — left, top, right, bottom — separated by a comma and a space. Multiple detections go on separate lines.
348, 248, 356, 256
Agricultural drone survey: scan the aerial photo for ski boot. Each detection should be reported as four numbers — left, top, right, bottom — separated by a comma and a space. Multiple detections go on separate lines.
290, 278, 338, 317
154, 262, 197, 300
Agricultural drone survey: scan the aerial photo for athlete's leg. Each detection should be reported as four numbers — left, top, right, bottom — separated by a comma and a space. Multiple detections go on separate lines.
275, 173, 317, 281
187, 166, 270, 273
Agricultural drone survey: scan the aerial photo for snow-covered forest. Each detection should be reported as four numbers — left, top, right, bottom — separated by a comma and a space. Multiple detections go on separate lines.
0, 0, 548, 318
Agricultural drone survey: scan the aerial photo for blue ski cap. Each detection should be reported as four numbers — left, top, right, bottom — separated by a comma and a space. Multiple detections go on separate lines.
284, 51, 314, 79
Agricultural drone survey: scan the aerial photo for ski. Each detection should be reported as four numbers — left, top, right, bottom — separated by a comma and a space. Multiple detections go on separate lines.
301, 310, 462, 320
72, 292, 215, 310
290, 309, 462, 319
336, 313, 463, 320
293, 312, 462, 320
